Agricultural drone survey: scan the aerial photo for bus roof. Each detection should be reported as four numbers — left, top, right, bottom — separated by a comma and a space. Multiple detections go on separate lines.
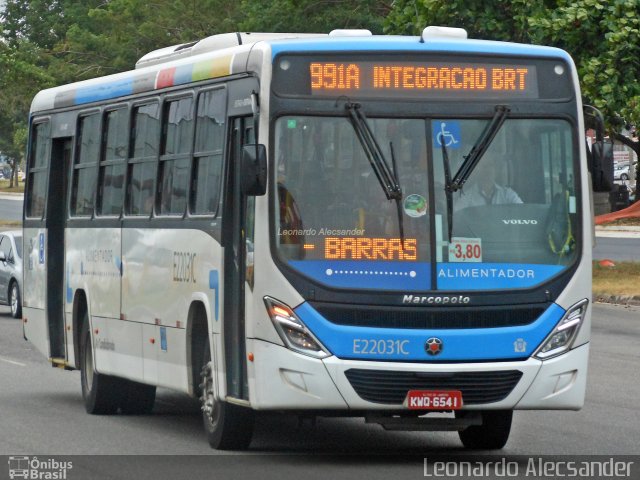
30, 32, 572, 114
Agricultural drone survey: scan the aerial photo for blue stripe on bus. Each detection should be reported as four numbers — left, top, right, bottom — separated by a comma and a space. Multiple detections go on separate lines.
295, 301, 565, 361
75, 77, 135, 105
270, 38, 572, 62
289, 260, 431, 290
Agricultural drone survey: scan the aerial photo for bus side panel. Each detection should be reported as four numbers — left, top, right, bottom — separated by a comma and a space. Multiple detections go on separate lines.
121, 228, 222, 391
92, 315, 144, 382
22, 227, 49, 358
66, 228, 122, 319
64, 227, 122, 371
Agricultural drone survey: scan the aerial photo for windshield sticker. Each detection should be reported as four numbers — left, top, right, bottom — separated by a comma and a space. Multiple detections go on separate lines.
448, 237, 482, 263
433, 121, 461, 149
403, 194, 428, 218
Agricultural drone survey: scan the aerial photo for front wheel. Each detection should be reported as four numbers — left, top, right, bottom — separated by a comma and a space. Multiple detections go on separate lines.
457, 410, 513, 450
620, 173, 629, 181
9, 281, 21, 319
200, 341, 254, 450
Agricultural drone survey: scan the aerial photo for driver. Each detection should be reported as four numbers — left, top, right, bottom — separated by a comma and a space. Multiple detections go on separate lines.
454, 156, 522, 211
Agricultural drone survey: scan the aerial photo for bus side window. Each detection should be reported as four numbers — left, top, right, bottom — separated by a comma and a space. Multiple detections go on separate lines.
127, 102, 160, 216
71, 112, 100, 217
26, 121, 51, 219
191, 88, 226, 216
158, 96, 193, 216
98, 108, 128, 216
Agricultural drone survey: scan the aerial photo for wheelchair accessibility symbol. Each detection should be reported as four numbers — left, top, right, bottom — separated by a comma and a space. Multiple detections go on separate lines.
433, 121, 461, 149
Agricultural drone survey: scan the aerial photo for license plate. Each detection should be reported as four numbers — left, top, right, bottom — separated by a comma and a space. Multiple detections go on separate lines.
405, 390, 463, 410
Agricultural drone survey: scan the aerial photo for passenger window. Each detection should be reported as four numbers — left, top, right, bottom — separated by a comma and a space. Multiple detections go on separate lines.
26, 121, 50, 218
71, 113, 100, 216
158, 97, 193, 216
191, 89, 225, 215
98, 108, 128, 216
127, 103, 159, 215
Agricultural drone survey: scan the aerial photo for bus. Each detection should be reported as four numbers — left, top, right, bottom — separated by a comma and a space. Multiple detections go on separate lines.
23, 26, 592, 450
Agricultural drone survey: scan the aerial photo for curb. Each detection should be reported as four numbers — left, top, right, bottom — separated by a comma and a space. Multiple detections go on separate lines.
594, 294, 640, 307
595, 225, 640, 232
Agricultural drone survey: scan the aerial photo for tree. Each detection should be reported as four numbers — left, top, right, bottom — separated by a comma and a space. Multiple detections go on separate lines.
385, 0, 640, 196
238, 0, 391, 33
0, 40, 55, 187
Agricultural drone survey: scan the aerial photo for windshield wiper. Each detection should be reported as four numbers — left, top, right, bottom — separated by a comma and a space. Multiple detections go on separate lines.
346, 102, 402, 201
448, 105, 510, 193
441, 140, 454, 242
345, 102, 405, 242
441, 105, 510, 241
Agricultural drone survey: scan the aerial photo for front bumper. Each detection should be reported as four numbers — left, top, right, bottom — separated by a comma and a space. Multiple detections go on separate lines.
248, 339, 589, 411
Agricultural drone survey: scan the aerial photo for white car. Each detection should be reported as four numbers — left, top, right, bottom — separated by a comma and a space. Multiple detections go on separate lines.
0, 231, 23, 318
614, 163, 630, 180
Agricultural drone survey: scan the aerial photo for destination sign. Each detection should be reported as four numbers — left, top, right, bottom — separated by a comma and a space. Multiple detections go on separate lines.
308, 61, 538, 99
273, 55, 555, 100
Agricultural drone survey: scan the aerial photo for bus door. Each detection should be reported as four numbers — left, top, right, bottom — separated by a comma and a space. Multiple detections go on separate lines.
222, 116, 254, 401
23, 118, 71, 362
45, 137, 71, 360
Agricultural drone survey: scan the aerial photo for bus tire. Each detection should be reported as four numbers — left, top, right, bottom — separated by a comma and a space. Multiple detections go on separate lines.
120, 380, 156, 415
200, 342, 254, 450
458, 410, 512, 450
79, 318, 122, 414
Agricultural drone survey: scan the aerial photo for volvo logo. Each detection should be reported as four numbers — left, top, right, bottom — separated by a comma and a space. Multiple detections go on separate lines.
425, 337, 443, 356
501, 219, 539, 225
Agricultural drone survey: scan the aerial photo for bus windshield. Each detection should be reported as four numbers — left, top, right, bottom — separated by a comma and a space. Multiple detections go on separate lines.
273, 115, 578, 291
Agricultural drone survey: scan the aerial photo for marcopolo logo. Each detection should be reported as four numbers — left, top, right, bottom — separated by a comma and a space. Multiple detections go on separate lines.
403, 294, 471, 305
8, 456, 73, 480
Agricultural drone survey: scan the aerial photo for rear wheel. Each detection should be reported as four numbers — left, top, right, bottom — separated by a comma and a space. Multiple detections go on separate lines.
458, 410, 513, 450
9, 281, 21, 319
200, 341, 254, 450
80, 316, 123, 414
621, 173, 629, 181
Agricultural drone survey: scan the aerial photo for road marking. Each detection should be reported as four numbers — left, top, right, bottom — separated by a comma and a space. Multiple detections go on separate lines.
0, 356, 26, 367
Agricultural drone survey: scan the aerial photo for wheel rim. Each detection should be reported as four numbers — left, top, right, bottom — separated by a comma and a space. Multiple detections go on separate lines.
10, 284, 18, 316
83, 335, 94, 389
201, 361, 220, 429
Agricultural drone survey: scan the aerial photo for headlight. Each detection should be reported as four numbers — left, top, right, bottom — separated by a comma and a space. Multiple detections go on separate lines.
534, 299, 588, 360
264, 297, 330, 359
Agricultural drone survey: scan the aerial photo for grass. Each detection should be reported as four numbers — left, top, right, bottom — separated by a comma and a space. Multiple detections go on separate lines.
593, 261, 640, 298
0, 179, 24, 194
599, 216, 640, 227
0, 220, 21, 228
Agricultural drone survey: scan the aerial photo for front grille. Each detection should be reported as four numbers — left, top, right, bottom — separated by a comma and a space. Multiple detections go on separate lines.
344, 369, 523, 405
312, 303, 547, 329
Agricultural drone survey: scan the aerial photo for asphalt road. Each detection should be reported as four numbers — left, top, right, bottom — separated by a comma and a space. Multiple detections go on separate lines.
0, 195, 22, 222
0, 303, 638, 479
594, 235, 640, 261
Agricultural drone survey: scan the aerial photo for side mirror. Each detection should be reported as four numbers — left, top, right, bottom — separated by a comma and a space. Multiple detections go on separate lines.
241, 144, 267, 196
0, 251, 5, 262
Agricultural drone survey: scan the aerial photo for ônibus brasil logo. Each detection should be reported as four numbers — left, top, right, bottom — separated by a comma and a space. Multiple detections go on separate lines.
8, 456, 73, 480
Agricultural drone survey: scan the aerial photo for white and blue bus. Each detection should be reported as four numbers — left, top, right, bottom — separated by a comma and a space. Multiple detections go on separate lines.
23, 27, 592, 450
